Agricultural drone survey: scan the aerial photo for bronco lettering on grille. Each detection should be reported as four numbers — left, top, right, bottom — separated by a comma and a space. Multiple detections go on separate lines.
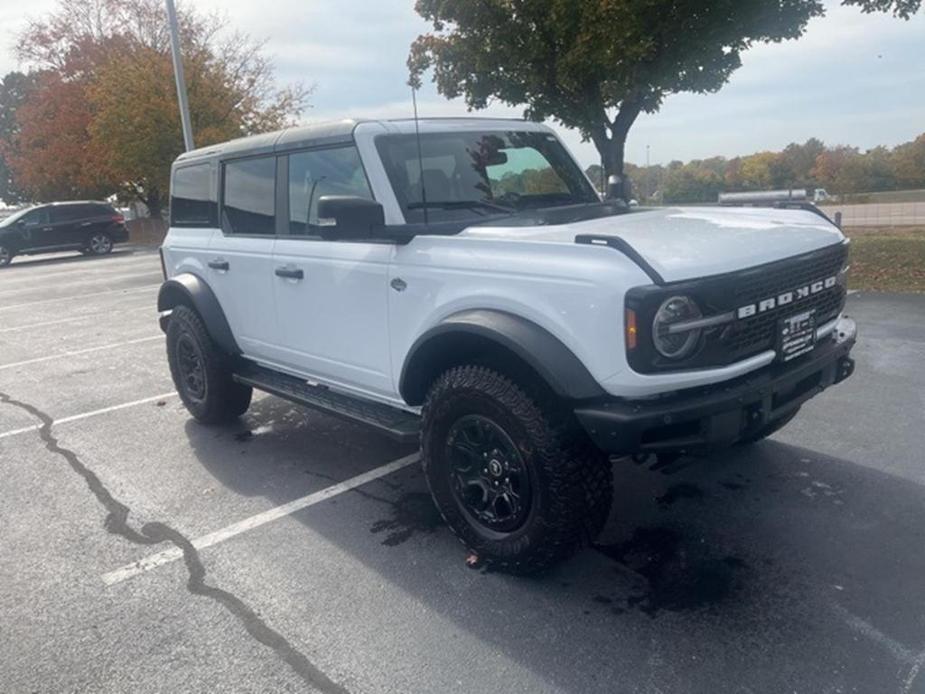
736, 276, 838, 319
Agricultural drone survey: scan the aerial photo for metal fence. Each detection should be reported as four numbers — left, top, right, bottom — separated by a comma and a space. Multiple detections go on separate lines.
818, 202, 925, 228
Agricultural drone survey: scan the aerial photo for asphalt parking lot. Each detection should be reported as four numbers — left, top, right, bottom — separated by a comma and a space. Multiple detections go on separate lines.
1, 248, 924, 694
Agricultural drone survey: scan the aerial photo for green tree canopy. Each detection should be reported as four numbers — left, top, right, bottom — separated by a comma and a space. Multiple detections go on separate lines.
409, 0, 921, 192
0, 72, 38, 205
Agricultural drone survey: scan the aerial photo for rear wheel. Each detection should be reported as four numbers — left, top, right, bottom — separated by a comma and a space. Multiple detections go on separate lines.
166, 305, 252, 424
0, 245, 11, 267
85, 232, 113, 256
421, 366, 613, 574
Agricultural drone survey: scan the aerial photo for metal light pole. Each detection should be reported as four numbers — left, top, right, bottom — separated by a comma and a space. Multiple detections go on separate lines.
165, 0, 194, 151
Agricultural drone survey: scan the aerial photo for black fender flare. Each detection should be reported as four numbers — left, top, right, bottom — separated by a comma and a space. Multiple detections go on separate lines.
157, 273, 240, 355
399, 309, 605, 405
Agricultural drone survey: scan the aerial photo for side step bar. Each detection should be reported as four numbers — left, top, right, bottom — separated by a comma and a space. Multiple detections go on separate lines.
233, 362, 420, 444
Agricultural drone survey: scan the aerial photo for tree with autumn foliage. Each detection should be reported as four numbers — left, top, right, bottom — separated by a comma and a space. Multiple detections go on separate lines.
6, 0, 308, 215
409, 0, 921, 189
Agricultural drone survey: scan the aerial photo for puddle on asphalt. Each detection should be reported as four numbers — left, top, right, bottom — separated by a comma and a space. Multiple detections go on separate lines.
369, 492, 444, 546
593, 526, 747, 617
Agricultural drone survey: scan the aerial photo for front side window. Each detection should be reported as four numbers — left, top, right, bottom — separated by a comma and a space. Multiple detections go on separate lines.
376, 130, 598, 224
21, 208, 50, 226
288, 146, 372, 236
222, 156, 276, 235
171, 164, 216, 227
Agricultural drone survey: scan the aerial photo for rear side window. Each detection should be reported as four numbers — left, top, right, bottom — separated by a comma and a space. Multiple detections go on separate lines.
222, 156, 276, 236
288, 147, 372, 235
171, 164, 217, 227
51, 205, 87, 223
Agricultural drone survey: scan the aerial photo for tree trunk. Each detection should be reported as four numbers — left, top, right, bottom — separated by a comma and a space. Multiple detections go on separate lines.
601, 136, 626, 182
143, 191, 163, 219
590, 101, 642, 200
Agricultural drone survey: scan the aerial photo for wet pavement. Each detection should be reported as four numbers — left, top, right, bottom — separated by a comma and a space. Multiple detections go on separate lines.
1, 249, 923, 693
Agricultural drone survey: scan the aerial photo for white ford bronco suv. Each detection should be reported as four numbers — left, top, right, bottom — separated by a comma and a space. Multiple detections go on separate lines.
158, 118, 857, 573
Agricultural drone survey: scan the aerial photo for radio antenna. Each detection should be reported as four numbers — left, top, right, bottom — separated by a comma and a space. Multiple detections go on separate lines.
411, 85, 429, 226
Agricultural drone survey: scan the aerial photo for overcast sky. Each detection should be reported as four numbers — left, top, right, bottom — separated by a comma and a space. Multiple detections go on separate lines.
1, 0, 923, 167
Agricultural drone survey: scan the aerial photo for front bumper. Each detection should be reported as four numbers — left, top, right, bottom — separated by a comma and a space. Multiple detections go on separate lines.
575, 317, 857, 454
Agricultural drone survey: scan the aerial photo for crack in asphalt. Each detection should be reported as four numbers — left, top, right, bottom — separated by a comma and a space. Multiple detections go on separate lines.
0, 391, 349, 694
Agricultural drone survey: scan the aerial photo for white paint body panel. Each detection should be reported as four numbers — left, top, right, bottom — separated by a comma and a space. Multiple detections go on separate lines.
162, 119, 848, 402
460, 206, 845, 283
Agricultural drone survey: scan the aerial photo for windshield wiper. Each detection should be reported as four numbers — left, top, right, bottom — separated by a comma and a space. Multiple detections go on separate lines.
407, 200, 515, 215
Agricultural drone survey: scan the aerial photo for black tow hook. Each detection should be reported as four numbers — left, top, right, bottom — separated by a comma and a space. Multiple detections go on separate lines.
836, 357, 855, 384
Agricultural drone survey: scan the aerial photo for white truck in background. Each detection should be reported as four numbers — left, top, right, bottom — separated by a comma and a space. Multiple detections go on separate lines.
719, 188, 832, 205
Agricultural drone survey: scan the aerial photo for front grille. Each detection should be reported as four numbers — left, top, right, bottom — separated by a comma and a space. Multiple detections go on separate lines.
624, 241, 850, 374
720, 244, 848, 361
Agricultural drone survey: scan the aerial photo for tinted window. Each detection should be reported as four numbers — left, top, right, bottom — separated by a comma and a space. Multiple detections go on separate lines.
172, 164, 216, 227
20, 208, 50, 226
288, 147, 372, 236
223, 157, 276, 235
376, 131, 597, 223
50, 205, 87, 223
89, 203, 116, 217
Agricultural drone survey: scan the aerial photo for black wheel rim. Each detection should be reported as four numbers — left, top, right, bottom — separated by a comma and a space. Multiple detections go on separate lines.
177, 333, 206, 401
445, 414, 532, 533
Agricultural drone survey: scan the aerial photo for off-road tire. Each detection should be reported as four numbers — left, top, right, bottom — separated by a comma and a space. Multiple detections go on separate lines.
421, 365, 613, 574
738, 407, 801, 445
166, 304, 252, 424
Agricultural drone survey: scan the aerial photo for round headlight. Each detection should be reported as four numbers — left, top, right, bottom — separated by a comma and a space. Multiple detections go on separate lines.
652, 296, 702, 359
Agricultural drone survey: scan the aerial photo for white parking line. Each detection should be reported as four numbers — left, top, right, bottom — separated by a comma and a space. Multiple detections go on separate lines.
0, 335, 162, 371
0, 284, 160, 313
0, 270, 163, 296
100, 452, 420, 586
0, 306, 149, 334
0, 392, 177, 440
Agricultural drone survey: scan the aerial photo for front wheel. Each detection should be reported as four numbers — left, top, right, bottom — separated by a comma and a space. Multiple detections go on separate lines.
84, 232, 113, 256
0, 245, 12, 267
166, 305, 252, 424
421, 366, 613, 574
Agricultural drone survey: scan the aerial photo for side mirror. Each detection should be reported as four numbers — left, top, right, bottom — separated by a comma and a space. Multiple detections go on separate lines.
316, 196, 384, 240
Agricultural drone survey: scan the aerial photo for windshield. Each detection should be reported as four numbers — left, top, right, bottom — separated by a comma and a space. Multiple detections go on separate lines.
0, 206, 37, 227
376, 130, 599, 224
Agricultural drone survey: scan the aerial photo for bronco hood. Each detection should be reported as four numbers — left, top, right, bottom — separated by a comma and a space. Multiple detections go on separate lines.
459, 206, 846, 283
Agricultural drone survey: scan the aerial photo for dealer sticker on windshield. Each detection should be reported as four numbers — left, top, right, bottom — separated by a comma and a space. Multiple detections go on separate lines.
779, 309, 817, 362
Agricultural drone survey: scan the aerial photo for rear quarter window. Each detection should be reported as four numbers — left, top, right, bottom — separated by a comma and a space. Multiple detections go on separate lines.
171, 164, 217, 227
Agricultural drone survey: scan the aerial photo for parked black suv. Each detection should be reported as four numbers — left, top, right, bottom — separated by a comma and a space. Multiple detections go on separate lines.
0, 201, 129, 267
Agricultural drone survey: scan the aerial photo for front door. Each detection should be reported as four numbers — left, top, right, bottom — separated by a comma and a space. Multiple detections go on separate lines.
16, 207, 53, 250
208, 154, 281, 363
272, 146, 395, 400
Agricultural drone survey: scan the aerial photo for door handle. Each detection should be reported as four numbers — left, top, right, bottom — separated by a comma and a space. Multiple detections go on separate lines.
42, 227, 53, 232
208, 259, 230, 271
275, 266, 304, 280
79, 222, 92, 227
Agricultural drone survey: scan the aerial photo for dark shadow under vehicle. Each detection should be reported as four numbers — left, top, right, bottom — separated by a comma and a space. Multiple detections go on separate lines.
182, 394, 925, 694
0, 201, 129, 267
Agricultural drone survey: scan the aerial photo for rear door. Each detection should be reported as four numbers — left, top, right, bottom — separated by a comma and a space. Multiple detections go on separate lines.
48, 204, 86, 248
272, 145, 395, 399
208, 154, 282, 362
